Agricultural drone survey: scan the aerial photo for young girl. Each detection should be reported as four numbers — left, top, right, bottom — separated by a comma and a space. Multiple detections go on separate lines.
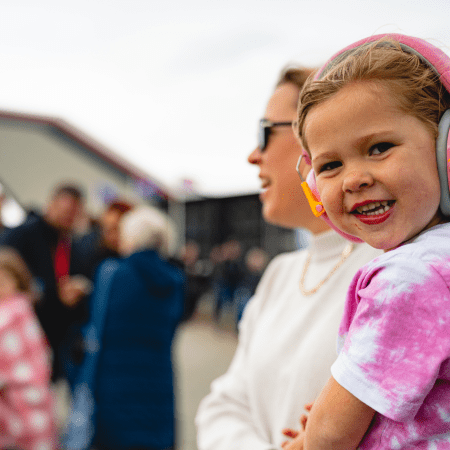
288, 34, 450, 449
0, 246, 57, 450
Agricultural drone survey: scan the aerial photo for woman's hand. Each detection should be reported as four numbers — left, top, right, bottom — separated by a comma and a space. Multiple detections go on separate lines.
281, 402, 313, 449
281, 429, 305, 450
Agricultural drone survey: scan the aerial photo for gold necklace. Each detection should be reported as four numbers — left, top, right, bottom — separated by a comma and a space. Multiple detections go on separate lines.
299, 243, 354, 296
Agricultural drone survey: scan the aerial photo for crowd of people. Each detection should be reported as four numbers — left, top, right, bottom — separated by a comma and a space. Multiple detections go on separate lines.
0, 185, 188, 449
1, 31, 450, 450
180, 238, 269, 325
0, 181, 270, 449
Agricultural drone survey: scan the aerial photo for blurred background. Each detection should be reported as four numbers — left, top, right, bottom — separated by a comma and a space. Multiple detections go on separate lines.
1, 1, 450, 448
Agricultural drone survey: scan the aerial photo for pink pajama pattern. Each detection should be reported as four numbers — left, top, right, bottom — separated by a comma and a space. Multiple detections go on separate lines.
0, 295, 57, 450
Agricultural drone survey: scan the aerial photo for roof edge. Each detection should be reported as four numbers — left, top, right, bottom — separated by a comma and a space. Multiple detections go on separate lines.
0, 109, 174, 201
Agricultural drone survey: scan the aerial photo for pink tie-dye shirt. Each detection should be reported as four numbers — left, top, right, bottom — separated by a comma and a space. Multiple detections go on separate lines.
331, 223, 450, 449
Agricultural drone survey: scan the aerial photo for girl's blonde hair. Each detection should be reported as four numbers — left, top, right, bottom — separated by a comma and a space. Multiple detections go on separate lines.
0, 246, 33, 295
297, 38, 450, 152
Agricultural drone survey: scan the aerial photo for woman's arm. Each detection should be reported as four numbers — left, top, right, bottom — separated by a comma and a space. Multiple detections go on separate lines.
304, 376, 375, 450
195, 297, 275, 450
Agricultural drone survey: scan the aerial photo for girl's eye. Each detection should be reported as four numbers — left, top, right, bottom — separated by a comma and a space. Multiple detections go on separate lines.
370, 142, 394, 155
318, 161, 342, 173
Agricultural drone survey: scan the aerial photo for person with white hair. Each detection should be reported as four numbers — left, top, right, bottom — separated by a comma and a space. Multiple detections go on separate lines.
64, 205, 185, 450
119, 205, 178, 258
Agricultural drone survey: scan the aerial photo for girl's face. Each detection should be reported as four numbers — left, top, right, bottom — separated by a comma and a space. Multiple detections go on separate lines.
0, 268, 19, 299
304, 81, 441, 250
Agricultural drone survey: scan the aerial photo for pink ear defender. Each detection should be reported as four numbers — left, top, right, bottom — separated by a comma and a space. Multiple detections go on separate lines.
295, 151, 324, 218
296, 151, 364, 243
298, 33, 450, 242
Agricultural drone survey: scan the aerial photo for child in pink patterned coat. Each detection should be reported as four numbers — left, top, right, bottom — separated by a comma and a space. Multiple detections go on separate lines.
0, 247, 57, 450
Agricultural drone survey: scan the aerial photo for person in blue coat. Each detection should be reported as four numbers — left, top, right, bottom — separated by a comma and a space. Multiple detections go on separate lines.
65, 205, 185, 450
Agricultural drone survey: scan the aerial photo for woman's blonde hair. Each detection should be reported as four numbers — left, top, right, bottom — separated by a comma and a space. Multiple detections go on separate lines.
276, 66, 316, 108
297, 38, 450, 152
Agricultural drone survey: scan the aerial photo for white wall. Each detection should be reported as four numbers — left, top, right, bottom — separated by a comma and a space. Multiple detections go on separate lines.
0, 121, 150, 217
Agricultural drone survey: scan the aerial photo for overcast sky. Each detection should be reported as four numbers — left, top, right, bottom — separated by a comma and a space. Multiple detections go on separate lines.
2, 0, 450, 198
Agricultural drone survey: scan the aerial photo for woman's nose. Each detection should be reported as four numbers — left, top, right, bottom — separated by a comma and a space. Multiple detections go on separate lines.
342, 167, 374, 192
248, 147, 262, 165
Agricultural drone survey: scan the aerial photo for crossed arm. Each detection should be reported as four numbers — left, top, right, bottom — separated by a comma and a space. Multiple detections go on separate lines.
283, 376, 375, 450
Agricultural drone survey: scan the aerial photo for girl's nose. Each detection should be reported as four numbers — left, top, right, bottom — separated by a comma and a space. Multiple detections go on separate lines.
342, 168, 374, 192
248, 147, 262, 165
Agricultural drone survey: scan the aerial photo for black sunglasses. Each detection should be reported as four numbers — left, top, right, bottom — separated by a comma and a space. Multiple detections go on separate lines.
258, 119, 293, 151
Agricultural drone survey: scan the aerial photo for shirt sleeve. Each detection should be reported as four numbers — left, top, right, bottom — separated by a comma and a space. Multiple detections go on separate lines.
331, 255, 450, 421
195, 259, 284, 450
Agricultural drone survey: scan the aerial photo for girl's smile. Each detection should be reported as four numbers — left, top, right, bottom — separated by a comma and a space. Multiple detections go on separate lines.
350, 200, 395, 225
303, 81, 441, 250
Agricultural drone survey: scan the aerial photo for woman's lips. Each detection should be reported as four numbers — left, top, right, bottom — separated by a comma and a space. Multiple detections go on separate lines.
259, 178, 270, 201
260, 178, 270, 189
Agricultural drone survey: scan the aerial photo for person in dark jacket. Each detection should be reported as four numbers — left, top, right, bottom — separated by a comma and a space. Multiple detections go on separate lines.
64, 205, 185, 450
72, 199, 134, 281
0, 183, 91, 381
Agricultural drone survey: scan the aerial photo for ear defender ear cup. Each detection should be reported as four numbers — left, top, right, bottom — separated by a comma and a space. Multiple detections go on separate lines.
296, 151, 325, 218
298, 33, 450, 242
306, 167, 364, 243
436, 109, 450, 216
296, 151, 364, 242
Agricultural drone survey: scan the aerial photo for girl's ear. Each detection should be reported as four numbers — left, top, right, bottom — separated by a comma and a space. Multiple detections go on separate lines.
436, 109, 450, 216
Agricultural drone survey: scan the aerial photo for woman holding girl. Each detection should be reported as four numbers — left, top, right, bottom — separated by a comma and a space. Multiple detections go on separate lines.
286, 33, 450, 449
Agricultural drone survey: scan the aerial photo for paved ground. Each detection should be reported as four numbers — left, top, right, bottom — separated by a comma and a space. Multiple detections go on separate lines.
174, 297, 239, 450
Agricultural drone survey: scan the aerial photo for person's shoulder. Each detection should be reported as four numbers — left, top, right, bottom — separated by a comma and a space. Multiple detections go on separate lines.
126, 250, 185, 285
412, 222, 450, 255
17, 211, 44, 230
351, 242, 384, 263
0, 295, 33, 331
96, 257, 122, 280
253, 249, 307, 291
380, 223, 450, 266
1, 212, 41, 239
73, 229, 100, 249
355, 225, 450, 294
265, 248, 307, 270
152, 252, 186, 283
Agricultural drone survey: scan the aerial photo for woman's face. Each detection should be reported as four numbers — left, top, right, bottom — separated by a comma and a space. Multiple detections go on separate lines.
248, 83, 330, 232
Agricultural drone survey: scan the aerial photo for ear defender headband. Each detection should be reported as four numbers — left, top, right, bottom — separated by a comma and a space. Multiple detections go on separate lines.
297, 33, 450, 242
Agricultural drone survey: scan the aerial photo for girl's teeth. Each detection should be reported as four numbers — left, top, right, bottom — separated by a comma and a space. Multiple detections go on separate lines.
356, 201, 391, 215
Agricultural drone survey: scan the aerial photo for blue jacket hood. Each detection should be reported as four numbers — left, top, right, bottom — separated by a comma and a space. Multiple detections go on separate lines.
125, 249, 185, 298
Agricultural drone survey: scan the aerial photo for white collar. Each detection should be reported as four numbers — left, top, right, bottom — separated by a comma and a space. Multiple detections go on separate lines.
308, 230, 352, 262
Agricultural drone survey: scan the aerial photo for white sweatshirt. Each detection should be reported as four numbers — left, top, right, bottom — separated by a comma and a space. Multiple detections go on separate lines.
196, 230, 382, 450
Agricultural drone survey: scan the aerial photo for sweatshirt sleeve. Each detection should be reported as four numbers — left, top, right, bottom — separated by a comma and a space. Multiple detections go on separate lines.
195, 259, 283, 450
